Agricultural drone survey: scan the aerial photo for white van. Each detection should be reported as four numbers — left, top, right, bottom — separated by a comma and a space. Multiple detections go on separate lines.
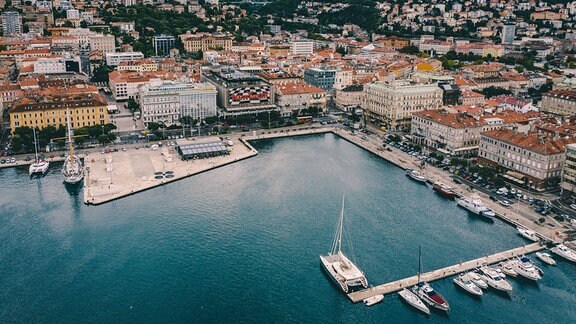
151, 144, 159, 151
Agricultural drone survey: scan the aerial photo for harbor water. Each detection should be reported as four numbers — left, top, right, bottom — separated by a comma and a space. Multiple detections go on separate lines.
1, 133, 575, 323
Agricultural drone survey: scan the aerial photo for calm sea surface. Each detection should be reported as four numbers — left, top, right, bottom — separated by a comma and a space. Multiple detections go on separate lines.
1, 133, 575, 323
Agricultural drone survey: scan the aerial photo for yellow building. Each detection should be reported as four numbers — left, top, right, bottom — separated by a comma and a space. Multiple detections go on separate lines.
179, 33, 233, 52
9, 93, 109, 133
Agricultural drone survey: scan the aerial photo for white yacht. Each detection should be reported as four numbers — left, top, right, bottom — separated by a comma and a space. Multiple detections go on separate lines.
363, 294, 384, 307
517, 226, 539, 242
320, 195, 368, 293
477, 266, 513, 292
499, 260, 518, 278
535, 252, 556, 266
513, 256, 542, 281
406, 169, 428, 183
467, 271, 488, 289
453, 273, 483, 297
398, 288, 430, 315
457, 195, 495, 218
551, 244, 576, 263
29, 129, 49, 175
62, 108, 84, 185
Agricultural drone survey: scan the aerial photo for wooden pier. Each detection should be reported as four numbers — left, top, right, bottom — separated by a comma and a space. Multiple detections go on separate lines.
348, 242, 546, 303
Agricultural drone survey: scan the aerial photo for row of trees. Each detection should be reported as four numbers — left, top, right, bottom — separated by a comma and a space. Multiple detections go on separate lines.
10, 124, 117, 154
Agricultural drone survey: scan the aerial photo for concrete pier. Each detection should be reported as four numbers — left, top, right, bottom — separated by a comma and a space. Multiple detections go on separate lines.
347, 242, 546, 303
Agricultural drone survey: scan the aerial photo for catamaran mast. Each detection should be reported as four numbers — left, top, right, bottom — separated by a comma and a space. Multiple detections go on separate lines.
66, 108, 73, 158
33, 129, 39, 161
417, 246, 422, 283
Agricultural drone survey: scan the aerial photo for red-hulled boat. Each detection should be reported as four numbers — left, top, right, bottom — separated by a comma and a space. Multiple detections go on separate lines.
432, 182, 457, 200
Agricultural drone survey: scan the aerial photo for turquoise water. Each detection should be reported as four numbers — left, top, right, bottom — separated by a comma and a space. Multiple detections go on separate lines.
1, 133, 575, 323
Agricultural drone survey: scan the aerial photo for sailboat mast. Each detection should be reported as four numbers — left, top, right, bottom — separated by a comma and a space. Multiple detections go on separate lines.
66, 108, 73, 157
337, 194, 345, 253
417, 246, 422, 283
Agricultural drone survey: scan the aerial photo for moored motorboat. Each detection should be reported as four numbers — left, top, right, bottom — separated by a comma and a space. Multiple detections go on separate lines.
477, 266, 513, 292
398, 288, 430, 315
453, 273, 483, 297
432, 182, 458, 200
406, 169, 428, 183
363, 294, 384, 306
517, 226, 539, 242
413, 281, 450, 312
468, 271, 488, 289
513, 256, 542, 281
499, 260, 518, 278
550, 244, 576, 263
535, 252, 556, 266
320, 195, 368, 293
457, 195, 495, 218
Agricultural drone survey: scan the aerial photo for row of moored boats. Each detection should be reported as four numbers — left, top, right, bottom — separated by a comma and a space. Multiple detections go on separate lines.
320, 195, 576, 314
406, 169, 496, 219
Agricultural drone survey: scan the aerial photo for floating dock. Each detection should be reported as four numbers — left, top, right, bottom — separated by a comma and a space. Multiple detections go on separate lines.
348, 242, 546, 303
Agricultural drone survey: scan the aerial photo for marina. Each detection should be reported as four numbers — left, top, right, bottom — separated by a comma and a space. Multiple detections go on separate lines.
1, 131, 576, 322
348, 242, 547, 303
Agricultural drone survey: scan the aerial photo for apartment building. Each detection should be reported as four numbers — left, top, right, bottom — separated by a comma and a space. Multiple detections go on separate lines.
9, 93, 109, 132
541, 90, 576, 116
290, 39, 314, 55
478, 129, 573, 189
1, 11, 22, 36
304, 67, 336, 91
411, 110, 483, 156
334, 84, 364, 113
138, 80, 217, 127
363, 80, 443, 131
561, 143, 576, 198
105, 52, 144, 66
275, 82, 327, 117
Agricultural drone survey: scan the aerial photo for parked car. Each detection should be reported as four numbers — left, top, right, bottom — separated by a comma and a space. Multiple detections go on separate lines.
570, 204, 576, 210
453, 178, 462, 184
489, 195, 499, 201
499, 200, 511, 207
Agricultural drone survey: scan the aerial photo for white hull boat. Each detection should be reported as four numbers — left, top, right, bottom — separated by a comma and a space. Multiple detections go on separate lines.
477, 266, 513, 292
29, 129, 49, 175
363, 294, 384, 306
468, 272, 488, 289
499, 260, 518, 277
535, 252, 556, 266
398, 288, 430, 315
62, 109, 84, 185
457, 195, 495, 218
406, 169, 428, 183
320, 195, 368, 293
513, 256, 542, 281
551, 244, 576, 263
453, 273, 483, 297
517, 226, 539, 242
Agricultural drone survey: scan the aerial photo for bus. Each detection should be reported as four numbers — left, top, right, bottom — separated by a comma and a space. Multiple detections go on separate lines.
296, 116, 313, 124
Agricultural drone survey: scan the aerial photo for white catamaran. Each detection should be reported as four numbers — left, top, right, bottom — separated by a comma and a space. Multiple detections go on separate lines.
320, 195, 368, 294
29, 129, 49, 175
62, 108, 84, 184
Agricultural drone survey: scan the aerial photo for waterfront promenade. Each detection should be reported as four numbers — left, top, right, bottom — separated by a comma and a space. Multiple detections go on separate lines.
348, 242, 546, 303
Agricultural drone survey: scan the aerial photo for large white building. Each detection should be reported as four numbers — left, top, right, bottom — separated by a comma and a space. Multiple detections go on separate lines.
274, 82, 327, 117
363, 80, 443, 131
139, 81, 217, 126
33, 57, 68, 74
290, 39, 314, 55
105, 52, 144, 66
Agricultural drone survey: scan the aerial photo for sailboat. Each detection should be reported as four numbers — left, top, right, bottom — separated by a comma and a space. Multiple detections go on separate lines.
29, 129, 49, 175
412, 247, 450, 312
319, 194, 368, 294
62, 108, 84, 184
